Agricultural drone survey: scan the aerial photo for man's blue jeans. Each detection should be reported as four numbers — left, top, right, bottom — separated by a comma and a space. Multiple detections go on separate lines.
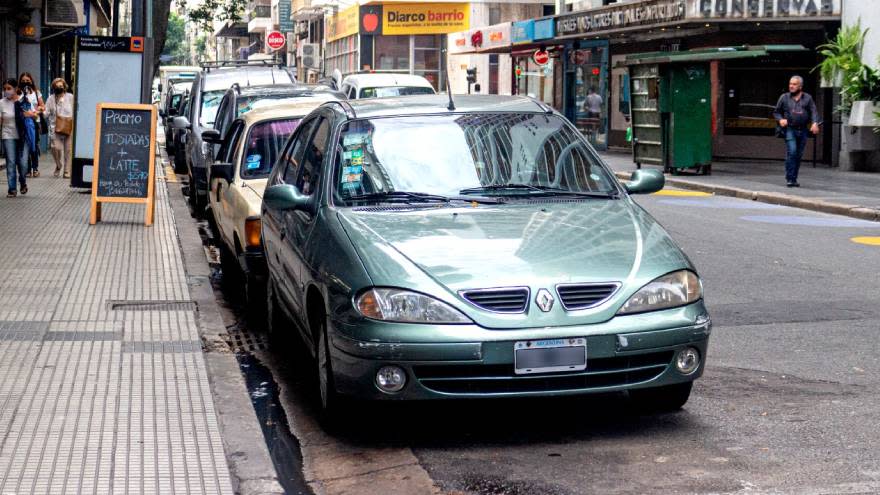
785, 127, 808, 183
2, 139, 27, 194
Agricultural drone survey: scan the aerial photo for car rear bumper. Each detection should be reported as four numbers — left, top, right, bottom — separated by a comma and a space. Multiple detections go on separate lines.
328, 305, 711, 400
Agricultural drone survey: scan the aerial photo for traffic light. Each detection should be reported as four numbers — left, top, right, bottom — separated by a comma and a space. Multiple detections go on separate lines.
466, 67, 477, 84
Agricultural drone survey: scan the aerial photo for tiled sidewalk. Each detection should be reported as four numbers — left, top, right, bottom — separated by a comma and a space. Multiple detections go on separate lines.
0, 166, 233, 493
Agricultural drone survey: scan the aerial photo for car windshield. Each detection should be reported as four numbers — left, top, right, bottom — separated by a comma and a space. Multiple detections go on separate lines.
333, 113, 619, 204
200, 90, 225, 126
237, 94, 300, 116
241, 118, 301, 179
359, 86, 435, 98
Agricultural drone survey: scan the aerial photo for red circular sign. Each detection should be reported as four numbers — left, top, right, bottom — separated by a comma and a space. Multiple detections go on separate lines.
266, 31, 285, 51
533, 49, 550, 66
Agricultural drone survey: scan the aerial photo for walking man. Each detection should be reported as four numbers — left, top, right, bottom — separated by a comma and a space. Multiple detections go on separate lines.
774, 76, 821, 187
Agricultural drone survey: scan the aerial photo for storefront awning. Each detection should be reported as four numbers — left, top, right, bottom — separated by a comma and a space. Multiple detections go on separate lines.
619, 45, 808, 66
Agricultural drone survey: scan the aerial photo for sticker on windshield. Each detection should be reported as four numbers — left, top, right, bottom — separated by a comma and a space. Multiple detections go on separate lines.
343, 133, 370, 148
246, 154, 262, 170
350, 148, 364, 159
351, 156, 364, 166
341, 173, 362, 184
342, 165, 363, 175
590, 173, 601, 181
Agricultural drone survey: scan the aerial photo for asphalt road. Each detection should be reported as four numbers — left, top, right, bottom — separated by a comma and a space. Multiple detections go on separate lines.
204, 189, 880, 495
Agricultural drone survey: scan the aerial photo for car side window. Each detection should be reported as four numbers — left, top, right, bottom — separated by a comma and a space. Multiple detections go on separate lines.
347, 86, 357, 99
278, 118, 319, 186
217, 121, 244, 164
295, 118, 330, 197
214, 95, 229, 132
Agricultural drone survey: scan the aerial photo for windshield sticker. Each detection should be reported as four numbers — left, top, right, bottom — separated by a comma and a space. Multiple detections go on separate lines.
343, 132, 370, 148
590, 173, 601, 181
342, 165, 363, 175
246, 154, 262, 170
341, 173, 362, 185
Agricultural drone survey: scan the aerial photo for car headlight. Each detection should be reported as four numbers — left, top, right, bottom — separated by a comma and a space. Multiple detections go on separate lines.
355, 288, 471, 324
617, 270, 702, 315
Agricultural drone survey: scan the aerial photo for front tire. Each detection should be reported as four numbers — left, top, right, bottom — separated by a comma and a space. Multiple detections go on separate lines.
629, 381, 693, 412
316, 318, 345, 425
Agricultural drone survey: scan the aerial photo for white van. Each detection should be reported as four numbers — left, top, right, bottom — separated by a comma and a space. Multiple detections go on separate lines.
338, 73, 436, 99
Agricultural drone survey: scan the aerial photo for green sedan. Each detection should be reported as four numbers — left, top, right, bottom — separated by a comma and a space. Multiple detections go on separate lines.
261, 95, 710, 416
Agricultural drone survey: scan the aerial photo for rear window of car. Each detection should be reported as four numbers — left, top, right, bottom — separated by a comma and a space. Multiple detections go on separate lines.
359, 86, 435, 98
240, 118, 302, 179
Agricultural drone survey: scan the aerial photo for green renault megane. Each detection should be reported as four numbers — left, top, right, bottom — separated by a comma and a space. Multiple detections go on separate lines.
261, 95, 710, 415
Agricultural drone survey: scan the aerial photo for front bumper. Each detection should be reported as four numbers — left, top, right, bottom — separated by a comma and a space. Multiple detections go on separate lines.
328, 303, 711, 400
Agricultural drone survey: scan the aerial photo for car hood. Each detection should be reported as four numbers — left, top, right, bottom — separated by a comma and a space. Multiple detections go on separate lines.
336, 200, 693, 328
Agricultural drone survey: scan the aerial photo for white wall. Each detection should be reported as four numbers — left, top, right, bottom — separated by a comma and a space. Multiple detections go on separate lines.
843, 0, 880, 69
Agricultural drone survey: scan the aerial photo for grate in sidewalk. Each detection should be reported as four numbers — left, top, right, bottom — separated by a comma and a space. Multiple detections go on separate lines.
226, 326, 268, 353
107, 299, 198, 311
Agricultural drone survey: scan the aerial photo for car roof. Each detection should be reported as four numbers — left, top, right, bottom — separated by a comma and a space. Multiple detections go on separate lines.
329, 94, 551, 119
203, 67, 295, 91
230, 83, 342, 98
240, 97, 340, 126
341, 73, 434, 88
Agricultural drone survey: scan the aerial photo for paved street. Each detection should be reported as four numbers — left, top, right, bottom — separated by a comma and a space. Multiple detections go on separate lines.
198, 173, 880, 494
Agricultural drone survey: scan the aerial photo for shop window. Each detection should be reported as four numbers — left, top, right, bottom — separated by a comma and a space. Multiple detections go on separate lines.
375, 35, 410, 71
489, 54, 499, 94
724, 68, 812, 136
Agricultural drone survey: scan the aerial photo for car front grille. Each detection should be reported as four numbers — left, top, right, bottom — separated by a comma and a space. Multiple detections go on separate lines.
460, 287, 529, 313
556, 283, 620, 310
413, 351, 673, 395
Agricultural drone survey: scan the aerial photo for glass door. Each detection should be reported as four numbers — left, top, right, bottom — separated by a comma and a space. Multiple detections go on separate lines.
565, 41, 609, 149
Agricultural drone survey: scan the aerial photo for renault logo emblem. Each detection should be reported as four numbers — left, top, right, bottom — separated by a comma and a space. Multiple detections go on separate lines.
535, 289, 554, 312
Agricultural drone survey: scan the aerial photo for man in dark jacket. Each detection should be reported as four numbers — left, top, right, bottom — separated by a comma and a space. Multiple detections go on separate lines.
773, 75, 821, 187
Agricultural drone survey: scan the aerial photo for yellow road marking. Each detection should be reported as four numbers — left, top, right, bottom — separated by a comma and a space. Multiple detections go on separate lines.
652, 189, 712, 197
165, 165, 178, 183
851, 236, 880, 246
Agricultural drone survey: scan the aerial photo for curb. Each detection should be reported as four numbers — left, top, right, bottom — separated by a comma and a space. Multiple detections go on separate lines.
615, 171, 880, 222
164, 158, 285, 494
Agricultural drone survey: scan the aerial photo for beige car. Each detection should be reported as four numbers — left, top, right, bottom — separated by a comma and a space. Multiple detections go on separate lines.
207, 99, 331, 305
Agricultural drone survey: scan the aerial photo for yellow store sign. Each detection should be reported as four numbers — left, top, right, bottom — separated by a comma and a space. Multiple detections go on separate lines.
382, 3, 469, 35
326, 4, 360, 42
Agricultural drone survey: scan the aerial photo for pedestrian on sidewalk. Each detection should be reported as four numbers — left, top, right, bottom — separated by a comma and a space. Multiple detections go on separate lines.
18, 72, 44, 178
45, 78, 73, 179
1, 78, 31, 197
774, 75, 821, 188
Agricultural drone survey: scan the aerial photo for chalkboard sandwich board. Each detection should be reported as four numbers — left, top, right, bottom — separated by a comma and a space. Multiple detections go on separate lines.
90, 103, 157, 226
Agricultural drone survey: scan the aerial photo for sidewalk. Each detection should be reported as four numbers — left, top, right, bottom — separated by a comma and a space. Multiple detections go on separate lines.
0, 165, 235, 493
600, 151, 880, 221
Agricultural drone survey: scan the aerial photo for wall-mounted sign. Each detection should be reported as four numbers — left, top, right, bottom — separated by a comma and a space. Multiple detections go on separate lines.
449, 22, 509, 54
533, 49, 550, 65
267, 30, 286, 50
690, 0, 838, 18
378, 3, 469, 36
512, 20, 535, 44
556, 0, 686, 38
534, 18, 555, 40
278, 0, 293, 33
325, 4, 360, 42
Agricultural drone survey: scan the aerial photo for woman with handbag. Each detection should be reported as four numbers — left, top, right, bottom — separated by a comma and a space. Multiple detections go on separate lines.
18, 72, 44, 178
45, 78, 73, 179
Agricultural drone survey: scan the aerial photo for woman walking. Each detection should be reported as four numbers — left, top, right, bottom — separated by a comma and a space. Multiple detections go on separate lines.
45, 78, 73, 179
1, 78, 31, 197
18, 72, 43, 178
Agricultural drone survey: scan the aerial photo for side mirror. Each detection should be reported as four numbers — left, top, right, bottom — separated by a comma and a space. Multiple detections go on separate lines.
167, 107, 178, 116
263, 184, 313, 213
159, 109, 166, 117
211, 162, 233, 183
624, 169, 665, 195
158, 83, 163, 93
202, 128, 222, 144
172, 116, 191, 130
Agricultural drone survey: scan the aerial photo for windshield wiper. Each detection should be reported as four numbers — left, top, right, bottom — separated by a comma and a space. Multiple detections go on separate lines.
348, 191, 450, 203
460, 184, 618, 199
347, 190, 504, 205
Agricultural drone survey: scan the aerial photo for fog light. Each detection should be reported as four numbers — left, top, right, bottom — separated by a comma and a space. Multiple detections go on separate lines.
375, 366, 407, 393
675, 347, 700, 375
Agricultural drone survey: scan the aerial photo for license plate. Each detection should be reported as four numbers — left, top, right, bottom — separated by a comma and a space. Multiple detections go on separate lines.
514, 338, 586, 375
